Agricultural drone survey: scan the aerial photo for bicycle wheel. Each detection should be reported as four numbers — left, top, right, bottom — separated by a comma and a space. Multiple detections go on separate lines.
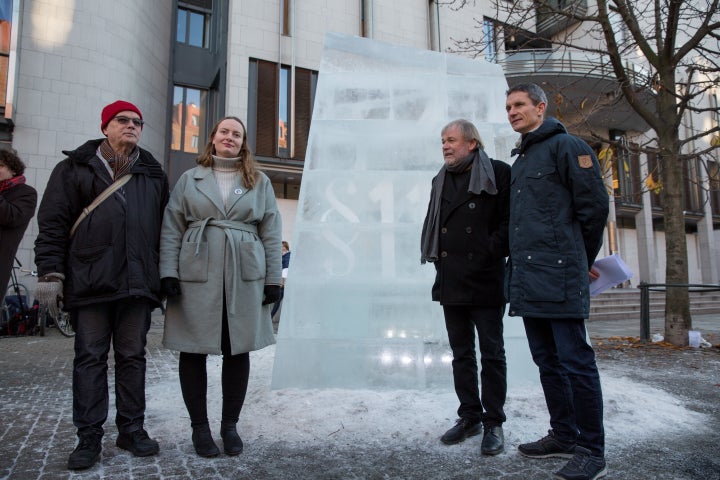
54, 310, 75, 337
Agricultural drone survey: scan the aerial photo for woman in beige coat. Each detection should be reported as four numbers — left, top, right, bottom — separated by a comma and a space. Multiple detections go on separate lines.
159, 116, 282, 458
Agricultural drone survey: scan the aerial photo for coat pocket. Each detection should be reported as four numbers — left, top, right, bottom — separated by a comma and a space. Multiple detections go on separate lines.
69, 244, 115, 295
522, 251, 566, 302
238, 240, 266, 281
178, 241, 209, 282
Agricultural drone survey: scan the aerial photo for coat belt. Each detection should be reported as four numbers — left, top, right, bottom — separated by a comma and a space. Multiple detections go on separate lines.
187, 218, 260, 315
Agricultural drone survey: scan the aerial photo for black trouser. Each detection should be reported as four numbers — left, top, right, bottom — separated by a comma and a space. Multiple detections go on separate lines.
179, 302, 250, 426
71, 299, 152, 437
443, 305, 507, 426
523, 317, 605, 456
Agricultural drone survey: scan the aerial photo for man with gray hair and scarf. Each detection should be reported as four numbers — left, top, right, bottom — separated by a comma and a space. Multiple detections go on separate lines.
421, 119, 511, 456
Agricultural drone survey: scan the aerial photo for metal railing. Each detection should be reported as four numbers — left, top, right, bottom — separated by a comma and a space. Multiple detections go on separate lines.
497, 49, 653, 87
638, 282, 720, 341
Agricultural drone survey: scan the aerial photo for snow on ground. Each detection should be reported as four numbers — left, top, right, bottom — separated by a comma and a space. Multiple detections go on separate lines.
146, 345, 709, 453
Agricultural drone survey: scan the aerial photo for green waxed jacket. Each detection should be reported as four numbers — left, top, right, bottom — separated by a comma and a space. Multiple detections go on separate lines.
506, 118, 609, 319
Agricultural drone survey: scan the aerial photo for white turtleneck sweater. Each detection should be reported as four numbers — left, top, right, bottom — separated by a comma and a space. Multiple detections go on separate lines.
211, 155, 241, 209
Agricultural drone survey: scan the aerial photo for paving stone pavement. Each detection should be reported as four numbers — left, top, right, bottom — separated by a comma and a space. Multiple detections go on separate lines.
1, 313, 719, 480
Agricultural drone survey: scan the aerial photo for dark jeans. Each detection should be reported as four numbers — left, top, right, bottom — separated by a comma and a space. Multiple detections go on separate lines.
71, 299, 152, 437
443, 305, 507, 426
179, 300, 250, 426
523, 317, 605, 456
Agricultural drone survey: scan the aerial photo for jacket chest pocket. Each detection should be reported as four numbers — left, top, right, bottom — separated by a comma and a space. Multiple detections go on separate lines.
522, 251, 566, 302
526, 166, 558, 185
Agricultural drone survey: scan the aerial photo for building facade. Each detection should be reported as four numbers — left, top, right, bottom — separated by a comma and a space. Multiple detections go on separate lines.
2, 0, 719, 285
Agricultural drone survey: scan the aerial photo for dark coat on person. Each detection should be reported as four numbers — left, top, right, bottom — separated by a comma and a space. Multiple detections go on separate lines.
34, 139, 169, 309
0, 183, 37, 295
506, 117, 609, 319
427, 159, 511, 306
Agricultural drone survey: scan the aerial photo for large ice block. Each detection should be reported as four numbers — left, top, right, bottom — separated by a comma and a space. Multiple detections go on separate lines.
271, 33, 535, 390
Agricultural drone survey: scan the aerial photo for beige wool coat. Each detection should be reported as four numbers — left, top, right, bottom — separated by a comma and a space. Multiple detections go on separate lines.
159, 166, 282, 355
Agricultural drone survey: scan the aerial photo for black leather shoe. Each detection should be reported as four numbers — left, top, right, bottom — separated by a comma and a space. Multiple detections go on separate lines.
440, 418, 482, 445
220, 422, 244, 456
67, 432, 102, 470
481, 425, 505, 455
116, 429, 159, 457
192, 423, 221, 458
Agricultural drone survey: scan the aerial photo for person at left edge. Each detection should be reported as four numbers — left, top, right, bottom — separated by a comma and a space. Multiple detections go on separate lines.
159, 116, 282, 458
0, 149, 37, 306
421, 119, 511, 456
34, 100, 168, 470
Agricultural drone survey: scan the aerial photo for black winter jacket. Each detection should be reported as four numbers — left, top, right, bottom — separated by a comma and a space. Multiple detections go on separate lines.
34, 139, 169, 309
428, 158, 511, 306
0, 183, 37, 295
506, 118, 609, 319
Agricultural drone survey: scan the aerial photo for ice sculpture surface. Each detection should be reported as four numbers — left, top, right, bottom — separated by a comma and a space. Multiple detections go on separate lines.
271, 32, 535, 390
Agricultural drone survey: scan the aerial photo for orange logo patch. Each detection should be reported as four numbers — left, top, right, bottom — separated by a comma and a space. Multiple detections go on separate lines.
578, 155, 593, 168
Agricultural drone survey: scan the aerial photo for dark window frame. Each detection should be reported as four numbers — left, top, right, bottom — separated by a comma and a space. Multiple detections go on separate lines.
247, 58, 317, 162
171, 85, 209, 154
611, 138, 643, 207
177, 1, 212, 48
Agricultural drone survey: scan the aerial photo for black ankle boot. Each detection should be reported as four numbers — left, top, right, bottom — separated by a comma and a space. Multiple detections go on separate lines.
220, 422, 243, 456
192, 423, 220, 458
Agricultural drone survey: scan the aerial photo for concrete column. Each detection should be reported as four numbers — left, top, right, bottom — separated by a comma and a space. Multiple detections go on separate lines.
697, 163, 719, 283
635, 151, 657, 282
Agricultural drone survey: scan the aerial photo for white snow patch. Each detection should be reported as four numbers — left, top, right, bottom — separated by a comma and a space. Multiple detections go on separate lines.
146, 345, 709, 451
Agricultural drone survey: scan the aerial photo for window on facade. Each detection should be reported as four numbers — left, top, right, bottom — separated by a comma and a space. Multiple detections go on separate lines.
248, 59, 317, 161
537, 0, 572, 25
0, 0, 13, 114
278, 66, 290, 157
647, 153, 706, 215
647, 151, 664, 209
172, 86, 207, 154
710, 91, 719, 129
281, 0, 290, 36
177, 0, 212, 48
709, 161, 720, 217
682, 157, 704, 214
610, 138, 642, 206
483, 18, 497, 63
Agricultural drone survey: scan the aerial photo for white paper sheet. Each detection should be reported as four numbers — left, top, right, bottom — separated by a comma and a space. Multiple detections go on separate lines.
590, 254, 634, 297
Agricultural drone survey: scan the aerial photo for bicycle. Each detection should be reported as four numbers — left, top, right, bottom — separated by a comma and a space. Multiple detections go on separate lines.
39, 302, 74, 338
1, 257, 36, 336
26, 269, 75, 338
1, 258, 75, 337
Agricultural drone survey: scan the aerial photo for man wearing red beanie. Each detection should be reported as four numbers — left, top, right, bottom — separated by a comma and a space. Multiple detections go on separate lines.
34, 100, 169, 470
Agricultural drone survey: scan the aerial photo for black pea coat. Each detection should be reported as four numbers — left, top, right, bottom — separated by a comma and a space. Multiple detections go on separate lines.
429, 159, 511, 306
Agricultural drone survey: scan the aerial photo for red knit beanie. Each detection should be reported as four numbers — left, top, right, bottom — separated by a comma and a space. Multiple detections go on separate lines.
101, 100, 143, 130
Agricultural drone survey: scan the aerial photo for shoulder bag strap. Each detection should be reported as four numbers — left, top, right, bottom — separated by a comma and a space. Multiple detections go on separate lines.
69, 173, 133, 239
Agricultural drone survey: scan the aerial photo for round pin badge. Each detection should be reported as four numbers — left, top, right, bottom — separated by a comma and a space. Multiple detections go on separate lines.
234, 188, 243, 195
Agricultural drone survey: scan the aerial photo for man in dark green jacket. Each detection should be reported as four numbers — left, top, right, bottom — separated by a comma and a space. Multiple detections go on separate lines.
505, 83, 609, 480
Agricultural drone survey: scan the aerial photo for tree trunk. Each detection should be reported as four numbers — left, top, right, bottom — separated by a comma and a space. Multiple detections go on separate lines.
659, 145, 692, 346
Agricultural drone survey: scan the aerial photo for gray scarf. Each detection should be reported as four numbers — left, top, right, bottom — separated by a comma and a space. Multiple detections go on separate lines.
420, 148, 497, 264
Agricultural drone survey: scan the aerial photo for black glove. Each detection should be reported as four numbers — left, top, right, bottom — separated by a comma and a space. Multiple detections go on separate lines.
161, 277, 182, 298
262, 285, 281, 305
